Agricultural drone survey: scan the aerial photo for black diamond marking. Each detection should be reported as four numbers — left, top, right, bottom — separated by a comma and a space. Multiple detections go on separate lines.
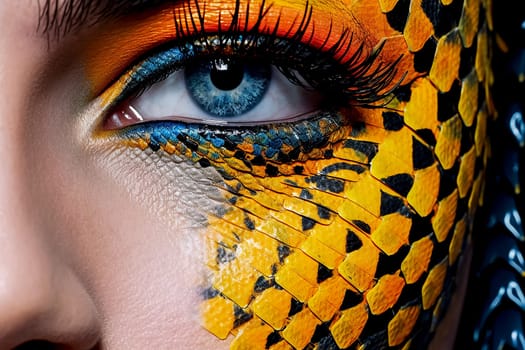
254, 276, 274, 293
317, 205, 331, 220
234, 150, 246, 160
416, 128, 437, 146
351, 121, 366, 137
302, 216, 316, 231
201, 287, 221, 299
412, 137, 435, 170
149, 142, 160, 152
265, 331, 283, 348
317, 264, 333, 283
265, 164, 279, 176
414, 37, 438, 73
300, 189, 314, 200
294, 166, 304, 175
383, 174, 414, 197
437, 82, 461, 122
360, 314, 391, 343
233, 304, 253, 328
375, 246, 410, 278
198, 158, 211, 168
217, 245, 236, 264
340, 289, 363, 310
386, 0, 410, 32
288, 298, 304, 316
382, 111, 404, 131
317, 335, 340, 350
244, 217, 255, 230
306, 175, 345, 193
394, 84, 412, 102
320, 162, 366, 175
343, 139, 379, 160
408, 214, 434, 243
352, 220, 371, 234
380, 191, 406, 216
346, 229, 364, 253
251, 155, 266, 166
422, 0, 463, 37
176, 134, 199, 151
310, 322, 331, 344
397, 279, 424, 306
278, 245, 291, 264
360, 330, 389, 349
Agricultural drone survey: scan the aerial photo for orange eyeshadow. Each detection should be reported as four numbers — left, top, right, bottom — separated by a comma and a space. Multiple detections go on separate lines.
83, 0, 418, 98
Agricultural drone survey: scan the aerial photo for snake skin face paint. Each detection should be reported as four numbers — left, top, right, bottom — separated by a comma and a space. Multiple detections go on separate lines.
89, 0, 493, 348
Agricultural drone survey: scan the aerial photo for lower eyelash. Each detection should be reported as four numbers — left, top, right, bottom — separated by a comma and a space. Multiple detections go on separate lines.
122, 111, 346, 171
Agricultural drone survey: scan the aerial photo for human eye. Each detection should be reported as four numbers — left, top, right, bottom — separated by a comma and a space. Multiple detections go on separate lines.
95, 1, 404, 133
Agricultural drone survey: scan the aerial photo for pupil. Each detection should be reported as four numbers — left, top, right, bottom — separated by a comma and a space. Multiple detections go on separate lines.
210, 60, 245, 91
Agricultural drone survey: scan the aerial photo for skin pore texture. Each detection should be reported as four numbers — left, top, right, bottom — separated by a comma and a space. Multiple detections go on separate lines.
0, 0, 492, 349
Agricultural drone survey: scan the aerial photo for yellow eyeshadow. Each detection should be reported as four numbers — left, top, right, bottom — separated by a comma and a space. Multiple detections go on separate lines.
83, 0, 417, 98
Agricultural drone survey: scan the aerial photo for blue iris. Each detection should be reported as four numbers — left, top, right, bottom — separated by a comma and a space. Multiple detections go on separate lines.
184, 59, 271, 118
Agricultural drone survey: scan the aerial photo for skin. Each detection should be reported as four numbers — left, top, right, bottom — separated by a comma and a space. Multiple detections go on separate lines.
0, 0, 473, 349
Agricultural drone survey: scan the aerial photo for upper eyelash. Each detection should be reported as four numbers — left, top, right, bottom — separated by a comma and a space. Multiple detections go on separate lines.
103, 0, 405, 113
170, 0, 403, 105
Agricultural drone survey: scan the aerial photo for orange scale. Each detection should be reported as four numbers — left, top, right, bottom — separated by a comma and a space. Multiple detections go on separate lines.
401, 235, 434, 284
200, 296, 236, 339
407, 164, 441, 217
403, 0, 435, 52
230, 320, 275, 350
378, 0, 399, 12
429, 29, 463, 93
343, 174, 384, 218
435, 114, 463, 170
275, 267, 318, 302
243, 230, 281, 277
458, 69, 480, 127
431, 189, 459, 243
338, 233, 380, 292
421, 258, 449, 310
281, 308, 322, 349
305, 216, 353, 257
474, 105, 488, 157
251, 288, 292, 330
300, 236, 345, 270
212, 256, 260, 308
254, 216, 307, 248
338, 199, 381, 234
457, 145, 477, 198
475, 22, 490, 83
371, 213, 411, 256
365, 271, 406, 315
329, 301, 369, 349
403, 78, 439, 133
449, 214, 468, 265
282, 196, 333, 225
308, 275, 353, 322
469, 171, 484, 216
387, 304, 421, 347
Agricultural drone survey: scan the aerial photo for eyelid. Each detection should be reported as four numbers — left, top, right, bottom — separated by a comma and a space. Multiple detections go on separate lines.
84, 0, 415, 99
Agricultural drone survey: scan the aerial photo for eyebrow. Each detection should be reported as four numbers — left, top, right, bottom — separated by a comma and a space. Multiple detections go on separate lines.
38, 0, 178, 39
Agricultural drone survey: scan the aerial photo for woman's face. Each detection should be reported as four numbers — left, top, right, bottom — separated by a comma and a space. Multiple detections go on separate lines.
0, 0, 491, 349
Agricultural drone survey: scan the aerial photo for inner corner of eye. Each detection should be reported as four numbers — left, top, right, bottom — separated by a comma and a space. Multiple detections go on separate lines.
103, 59, 324, 130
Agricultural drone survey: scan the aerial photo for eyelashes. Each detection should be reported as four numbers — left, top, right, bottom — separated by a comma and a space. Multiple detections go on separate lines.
99, 0, 402, 115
